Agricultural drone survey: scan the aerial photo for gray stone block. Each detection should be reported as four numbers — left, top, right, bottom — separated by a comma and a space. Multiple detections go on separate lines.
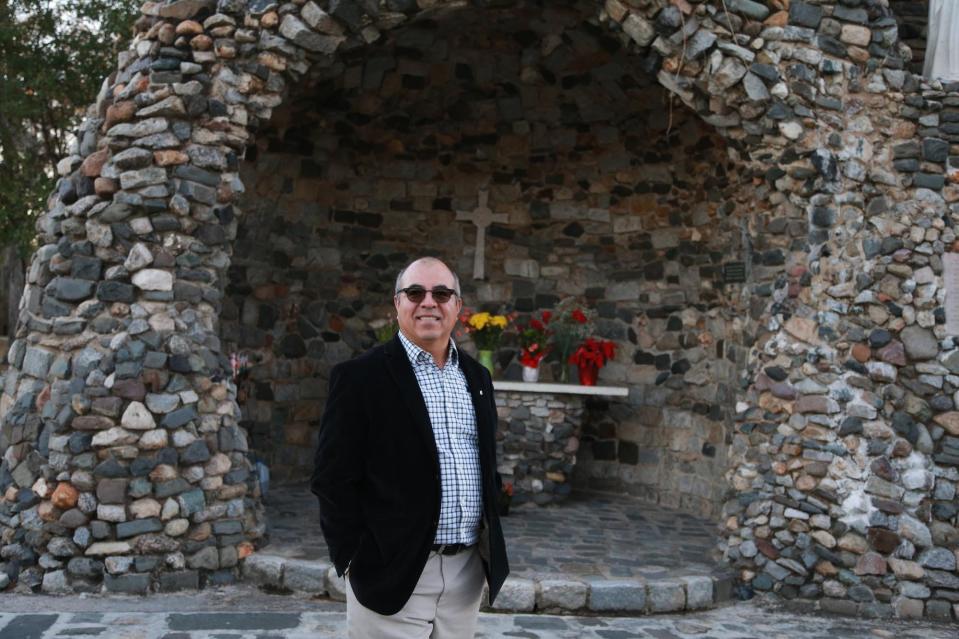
925, 599, 954, 621
22, 347, 54, 379
648, 579, 685, 612
283, 559, 329, 594
104, 573, 151, 595
588, 579, 646, 612
187, 546, 220, 571
41, 569, 70, 594
158, 570, 199, 592
116, 518, 163, 539
491, 577, 535, 612
536, 578, 587, 611
243, 554, 285, 589
682, 575, 714, 610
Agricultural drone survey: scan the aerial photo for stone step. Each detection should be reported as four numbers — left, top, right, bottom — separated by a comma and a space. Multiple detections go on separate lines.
241, 553, 737, 615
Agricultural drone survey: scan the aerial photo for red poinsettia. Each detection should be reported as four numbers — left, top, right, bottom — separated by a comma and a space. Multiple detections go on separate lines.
569, 337, 617, 369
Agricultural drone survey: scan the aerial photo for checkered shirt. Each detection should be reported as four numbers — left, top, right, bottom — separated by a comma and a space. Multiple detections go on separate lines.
398, 331, 482, 545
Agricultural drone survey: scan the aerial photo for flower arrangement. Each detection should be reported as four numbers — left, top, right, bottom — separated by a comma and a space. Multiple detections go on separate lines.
569, 337, 617, 369
517, 310, 552, 368
569, 337, 617, 386
459, 310, 510, 351
370, 315, 397, 343
551, 298, 592, 381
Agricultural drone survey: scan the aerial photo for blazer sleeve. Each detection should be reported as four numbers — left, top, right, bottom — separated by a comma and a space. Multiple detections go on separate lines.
311, 361, 367, 576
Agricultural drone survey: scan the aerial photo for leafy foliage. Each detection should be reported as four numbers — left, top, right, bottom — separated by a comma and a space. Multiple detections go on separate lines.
0, 0, 140, 252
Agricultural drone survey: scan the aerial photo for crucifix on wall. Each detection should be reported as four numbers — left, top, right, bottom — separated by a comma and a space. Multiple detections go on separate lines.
455, 189, 508, 280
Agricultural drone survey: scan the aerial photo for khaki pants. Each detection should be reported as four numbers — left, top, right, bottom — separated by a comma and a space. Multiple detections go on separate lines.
347, 547, 485, 639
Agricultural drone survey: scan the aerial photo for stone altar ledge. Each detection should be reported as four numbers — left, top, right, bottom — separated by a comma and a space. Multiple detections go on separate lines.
493, 381, 629, 397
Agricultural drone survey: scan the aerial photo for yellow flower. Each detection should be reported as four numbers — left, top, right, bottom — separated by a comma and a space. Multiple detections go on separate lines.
470, 312, 490, 330
490, 315, 508, 329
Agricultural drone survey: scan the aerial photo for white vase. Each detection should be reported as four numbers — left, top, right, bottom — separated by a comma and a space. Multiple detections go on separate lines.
522, 365, 539, 383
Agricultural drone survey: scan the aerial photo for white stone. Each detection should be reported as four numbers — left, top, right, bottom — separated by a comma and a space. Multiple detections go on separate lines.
122, 401, 156, 430
162, 498, 180, 520
165, 518, 190, 536
130, 498, 161, 519
32, 477, 52, 498
96, 505, 127, 523
138, 429, 168, 450
124, 242, 154, 271
132, 269, 173, 291
131, 218, 154, 239
172, 430, 197, 447
204, 453, 231, 476
92, 427, 138, 447
85, 541, 131, 556
149, 313, 175, 332
778, 121, 803, 140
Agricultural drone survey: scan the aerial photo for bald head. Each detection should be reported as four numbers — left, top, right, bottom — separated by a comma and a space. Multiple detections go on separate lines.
395, 257, 461, 297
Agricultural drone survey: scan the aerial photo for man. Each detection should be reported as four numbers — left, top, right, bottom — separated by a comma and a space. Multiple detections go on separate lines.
311, 257, 509, 639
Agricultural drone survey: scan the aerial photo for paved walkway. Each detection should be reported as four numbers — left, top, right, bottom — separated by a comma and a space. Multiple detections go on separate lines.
265, 484, 722, 580
0, 587, 954, 638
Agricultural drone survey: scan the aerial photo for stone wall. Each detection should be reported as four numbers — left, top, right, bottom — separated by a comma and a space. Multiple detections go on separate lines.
890, 0, 927, 75
494, 388, 585, 505
226, 9, 747, 513
0, 0, 956, 620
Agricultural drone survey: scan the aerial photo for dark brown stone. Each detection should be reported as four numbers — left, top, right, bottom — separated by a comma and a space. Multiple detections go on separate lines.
756, 538, 780, 559
867, 527, 901, 553
851, 343, 871, 362
72, 415, 114, 431
869, 456, 897, 482
112, 379, 146, 401
877, 340, 906, 366
855, 551, 887, 575
872, 498, 905, 514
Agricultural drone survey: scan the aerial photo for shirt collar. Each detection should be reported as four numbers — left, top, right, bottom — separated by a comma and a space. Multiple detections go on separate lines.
398, 331, 459, 368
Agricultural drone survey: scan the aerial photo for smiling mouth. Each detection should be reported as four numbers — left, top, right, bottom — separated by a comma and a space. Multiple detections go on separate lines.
416, 315, 441, 321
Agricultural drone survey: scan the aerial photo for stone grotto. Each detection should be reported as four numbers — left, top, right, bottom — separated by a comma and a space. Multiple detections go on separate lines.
0, 0, 957, 623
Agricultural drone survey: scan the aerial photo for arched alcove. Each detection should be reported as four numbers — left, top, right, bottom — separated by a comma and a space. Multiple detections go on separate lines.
225, 2, 749, 519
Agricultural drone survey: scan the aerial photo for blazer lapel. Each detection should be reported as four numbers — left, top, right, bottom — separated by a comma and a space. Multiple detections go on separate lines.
384, 335, 439, 462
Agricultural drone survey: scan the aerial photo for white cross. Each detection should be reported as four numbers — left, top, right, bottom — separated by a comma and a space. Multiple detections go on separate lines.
455, 190, 508, 280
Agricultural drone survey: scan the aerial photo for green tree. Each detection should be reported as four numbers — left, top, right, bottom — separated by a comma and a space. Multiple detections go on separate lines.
0, 0, 140, 252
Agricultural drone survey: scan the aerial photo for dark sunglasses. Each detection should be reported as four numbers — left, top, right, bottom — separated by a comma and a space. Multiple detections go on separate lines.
397, 286, 457, 304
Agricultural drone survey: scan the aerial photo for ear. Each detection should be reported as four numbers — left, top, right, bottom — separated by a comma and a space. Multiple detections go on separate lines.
454, 296, 463, 314
394, 294, 401, 313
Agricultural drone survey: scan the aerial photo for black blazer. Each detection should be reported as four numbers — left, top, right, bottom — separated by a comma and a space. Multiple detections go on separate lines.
310, 334, 509, 615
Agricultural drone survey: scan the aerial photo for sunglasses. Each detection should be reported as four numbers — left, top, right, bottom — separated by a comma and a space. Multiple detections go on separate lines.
396, 286, 458, 304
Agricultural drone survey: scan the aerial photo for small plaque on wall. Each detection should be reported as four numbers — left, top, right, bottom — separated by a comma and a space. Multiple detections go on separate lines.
722, 262, 747, 284
944, 253, 959, 335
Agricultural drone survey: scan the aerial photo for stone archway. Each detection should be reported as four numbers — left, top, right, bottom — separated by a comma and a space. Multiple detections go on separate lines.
227, 1, 750, 519
1, 0, 956, 622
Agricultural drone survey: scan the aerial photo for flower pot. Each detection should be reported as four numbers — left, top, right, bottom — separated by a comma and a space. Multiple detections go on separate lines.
522, 365, 539, 383
577, 363, 598, 386
477, 350, 495, 377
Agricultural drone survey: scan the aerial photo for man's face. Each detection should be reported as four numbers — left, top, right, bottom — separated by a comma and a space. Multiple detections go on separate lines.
394, 260, 462, 352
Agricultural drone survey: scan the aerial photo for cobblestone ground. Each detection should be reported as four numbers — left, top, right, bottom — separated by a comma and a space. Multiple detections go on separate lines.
0, 586, 954, 638
265, 485, 723, 579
